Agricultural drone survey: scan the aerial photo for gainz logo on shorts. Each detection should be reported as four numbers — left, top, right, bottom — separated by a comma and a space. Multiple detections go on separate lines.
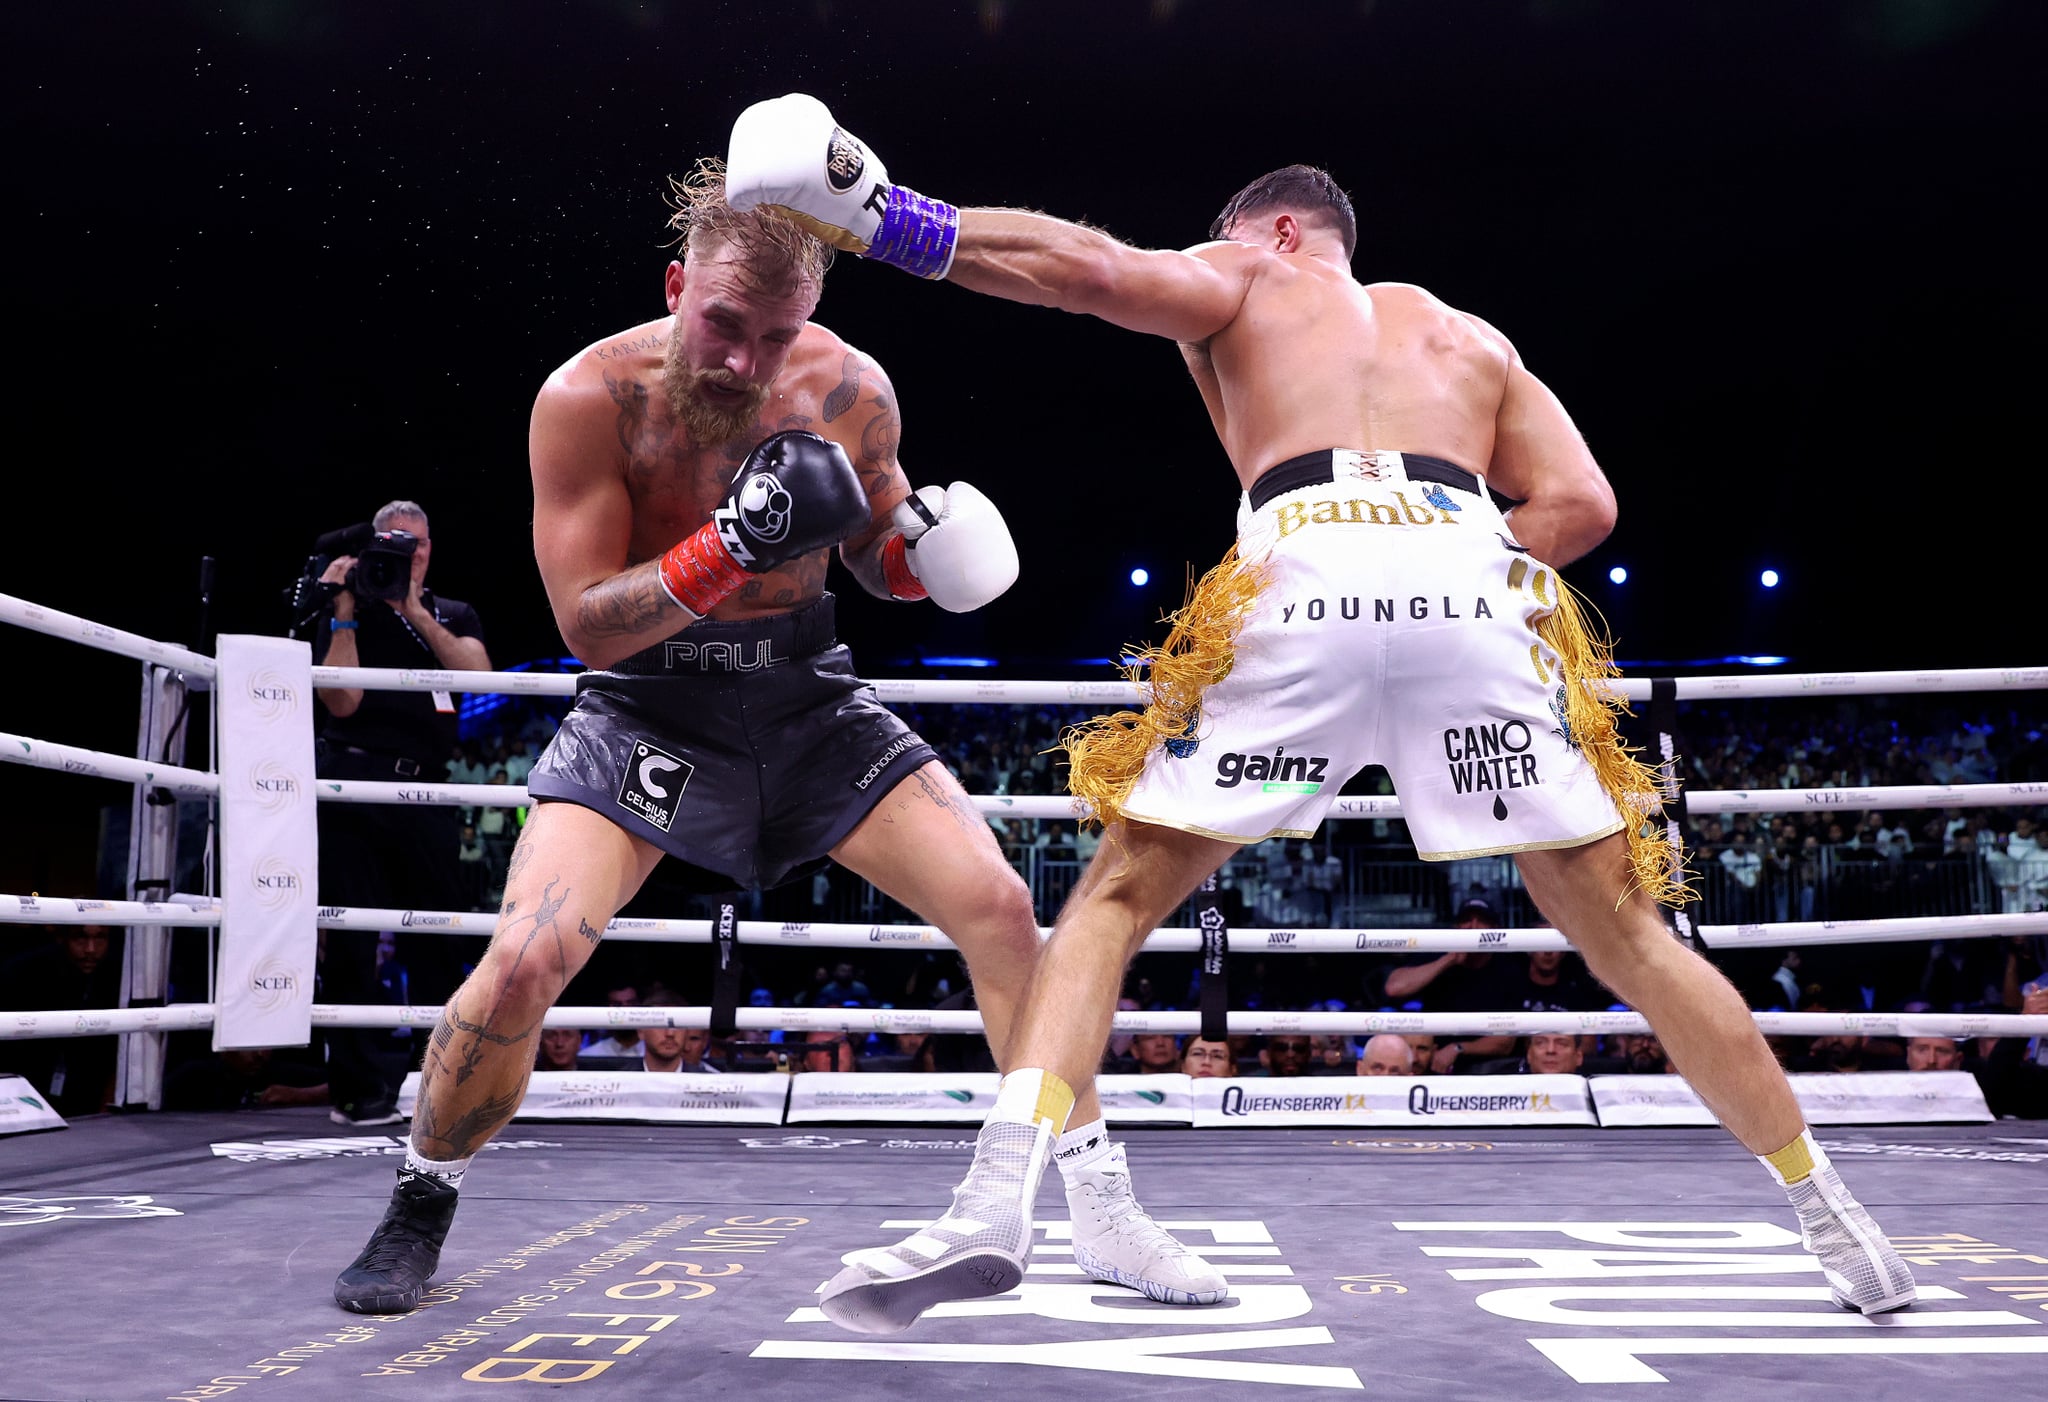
616, 740, 694, 833
1443, 721, 1544, 799
1215, 746, 1329, 793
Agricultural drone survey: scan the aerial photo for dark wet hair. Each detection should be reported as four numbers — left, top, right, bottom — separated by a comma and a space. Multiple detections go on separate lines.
1210, 164, 1357, 259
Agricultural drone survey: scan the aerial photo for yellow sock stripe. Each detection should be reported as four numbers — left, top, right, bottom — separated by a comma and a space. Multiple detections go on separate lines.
1034, 1072, 1076, 1135
1766, 1133, 1816, 1185
1063, 546, 1268, 833
1533, 577, 1694, 910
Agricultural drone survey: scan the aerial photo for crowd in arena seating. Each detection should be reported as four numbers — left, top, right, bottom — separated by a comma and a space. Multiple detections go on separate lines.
9, 689, 2043, 1118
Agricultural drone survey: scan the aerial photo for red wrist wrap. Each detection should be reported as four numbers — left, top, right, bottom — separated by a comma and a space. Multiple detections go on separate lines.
658, 521, 749, 617
881, 534, 928, 601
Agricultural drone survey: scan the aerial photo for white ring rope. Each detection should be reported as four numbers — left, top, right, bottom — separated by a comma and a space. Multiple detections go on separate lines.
0, 733, 218, 796
4, 894, 2044, 953
306, 661, 2048, 705
0, 593, 217, 679
14, 736, 2034, 825
4, 1003, 2041, 1042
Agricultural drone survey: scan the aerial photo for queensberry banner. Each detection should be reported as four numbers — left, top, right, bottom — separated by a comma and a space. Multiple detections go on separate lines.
1590, 1071, 1993, 1127
215, 635, 318, 1050
398, 1071, 789, 1124
0, 1074, 67, 1136
1192, 1075, 1597, 1128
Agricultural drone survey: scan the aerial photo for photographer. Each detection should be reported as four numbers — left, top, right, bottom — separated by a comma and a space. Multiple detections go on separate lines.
305, 499, 491, 1124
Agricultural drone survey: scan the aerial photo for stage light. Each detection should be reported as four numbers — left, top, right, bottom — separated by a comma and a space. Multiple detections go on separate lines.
1130, 567, 1150, 587
1608, 565, 1628, 585
1760, 569, 1780, 589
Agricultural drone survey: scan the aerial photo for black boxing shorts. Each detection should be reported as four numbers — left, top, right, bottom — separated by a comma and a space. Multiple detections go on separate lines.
525, 594, 938, 893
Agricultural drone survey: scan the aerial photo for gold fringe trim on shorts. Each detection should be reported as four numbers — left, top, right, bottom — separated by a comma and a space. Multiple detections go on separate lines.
1537, 578, 1694, 909
1061, 545, 1267, 833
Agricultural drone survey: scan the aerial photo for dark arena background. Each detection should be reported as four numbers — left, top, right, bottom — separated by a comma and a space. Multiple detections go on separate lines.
4, 4, 2046, 1401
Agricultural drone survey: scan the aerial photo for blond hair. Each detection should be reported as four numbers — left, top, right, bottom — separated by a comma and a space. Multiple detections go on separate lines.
665, 157, 831, 293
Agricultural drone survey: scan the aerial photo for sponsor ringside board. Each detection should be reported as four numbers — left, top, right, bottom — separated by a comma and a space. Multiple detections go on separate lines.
1591, 1070, 1993, 1127
1193, 1074, 1597, 1127
0, 1074, 67, 1135
398, 1070, 788, 1124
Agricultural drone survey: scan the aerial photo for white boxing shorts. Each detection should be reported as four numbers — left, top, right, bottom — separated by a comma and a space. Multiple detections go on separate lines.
1118, 449, 1630, 859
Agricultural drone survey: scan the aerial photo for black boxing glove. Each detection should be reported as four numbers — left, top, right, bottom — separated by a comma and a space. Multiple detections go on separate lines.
658, 430, 869, 616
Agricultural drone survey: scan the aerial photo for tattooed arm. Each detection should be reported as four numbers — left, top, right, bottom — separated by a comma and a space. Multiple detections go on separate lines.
819, 348, 918, 601
530, 365, 687, 667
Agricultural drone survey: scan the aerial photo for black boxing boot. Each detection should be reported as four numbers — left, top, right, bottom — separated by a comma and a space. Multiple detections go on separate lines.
334, 1167, 460, 1314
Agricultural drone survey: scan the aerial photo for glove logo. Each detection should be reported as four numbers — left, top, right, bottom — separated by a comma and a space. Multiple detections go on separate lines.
737, 472, 794, 545
616, 740, 694, 833
824, 128, 865, 193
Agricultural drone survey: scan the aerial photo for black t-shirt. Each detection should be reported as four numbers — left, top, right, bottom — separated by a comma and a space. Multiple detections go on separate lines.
312, 590, 484, 773
1366, 953, 1503, 1012
1473, 956, 1613, 1014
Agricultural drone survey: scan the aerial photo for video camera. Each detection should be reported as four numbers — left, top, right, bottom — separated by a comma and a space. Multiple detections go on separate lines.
284, 522, 420, 637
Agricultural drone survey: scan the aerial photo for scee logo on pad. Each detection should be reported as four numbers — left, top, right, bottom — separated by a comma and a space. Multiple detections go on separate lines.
616, 741, 694, 832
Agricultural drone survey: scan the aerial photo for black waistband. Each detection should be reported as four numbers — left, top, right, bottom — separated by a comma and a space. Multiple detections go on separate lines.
605, 593, 838, 676
1248, 450, 1483, 514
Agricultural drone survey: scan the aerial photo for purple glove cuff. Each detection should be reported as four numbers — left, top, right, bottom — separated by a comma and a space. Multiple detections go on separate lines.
867, 184, 959, 280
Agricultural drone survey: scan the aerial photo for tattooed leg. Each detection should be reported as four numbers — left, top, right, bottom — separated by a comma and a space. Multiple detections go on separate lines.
408, 802, 659, 1160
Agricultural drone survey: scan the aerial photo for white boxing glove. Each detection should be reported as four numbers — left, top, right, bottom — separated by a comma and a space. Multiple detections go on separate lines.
727, 93, 958, 280
882, 483, 1020, 613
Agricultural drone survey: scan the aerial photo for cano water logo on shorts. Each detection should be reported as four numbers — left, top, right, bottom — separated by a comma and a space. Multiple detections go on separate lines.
1215, 746, 1329, 793
617, 740, 694, 832
1443, 721, 1544, 819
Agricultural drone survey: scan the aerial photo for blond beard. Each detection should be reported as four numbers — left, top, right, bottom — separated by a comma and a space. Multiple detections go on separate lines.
663, 332, 770, 446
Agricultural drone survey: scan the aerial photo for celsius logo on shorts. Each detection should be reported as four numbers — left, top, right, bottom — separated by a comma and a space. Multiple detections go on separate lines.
1215, 746, 1329, 793
824, 127, 865, 193
617, 740, 695, 833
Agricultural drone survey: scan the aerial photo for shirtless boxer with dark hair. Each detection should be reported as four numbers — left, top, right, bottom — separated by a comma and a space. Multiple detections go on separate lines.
332, 160, 1223, 1315
725, 95, 1917, 1334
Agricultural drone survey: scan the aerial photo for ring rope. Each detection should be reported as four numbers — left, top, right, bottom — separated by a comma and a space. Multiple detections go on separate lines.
12, 735, 2033, 825
4, 894, 2042, 953
4, 1003, 2041, 1042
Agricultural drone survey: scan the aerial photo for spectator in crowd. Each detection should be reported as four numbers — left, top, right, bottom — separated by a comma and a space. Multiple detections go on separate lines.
1356, 1035, 1415, 1077
163, 1047, 330, 1113
796, 1030, 858, 1074
535, 1027, 583, 1072
1904, 1036, 1965, 1072
672, 1026, 722, 1074
816, 963, 874, 1008
868, 1031, 939, 1074
582, 978, 646, 1060
1180, 1036, 1233, 1079
1307, 1035, 1352, 1074
1401, 1032, 1439, 1071
1520, 1032, 1585, 1076
1798, 1031, 1903, 1075
1719, 830, 1764, 920
0, 924, 123, 1118
1125, 1033, 1183, 1076
1258, 1035, 1313, 1078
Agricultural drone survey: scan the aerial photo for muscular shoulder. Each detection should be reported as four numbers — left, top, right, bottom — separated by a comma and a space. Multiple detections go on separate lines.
1369, 283, 1518, 363
777, 323, 899, 434
534, 319, 669, 428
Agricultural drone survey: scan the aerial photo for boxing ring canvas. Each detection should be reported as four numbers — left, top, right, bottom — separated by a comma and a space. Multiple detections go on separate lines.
4, 1112, 2047, 1400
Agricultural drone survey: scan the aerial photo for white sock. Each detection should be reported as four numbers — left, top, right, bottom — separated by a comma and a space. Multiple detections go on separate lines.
404, 1145, 472, 1190
1053, 1118, 1116, 1185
